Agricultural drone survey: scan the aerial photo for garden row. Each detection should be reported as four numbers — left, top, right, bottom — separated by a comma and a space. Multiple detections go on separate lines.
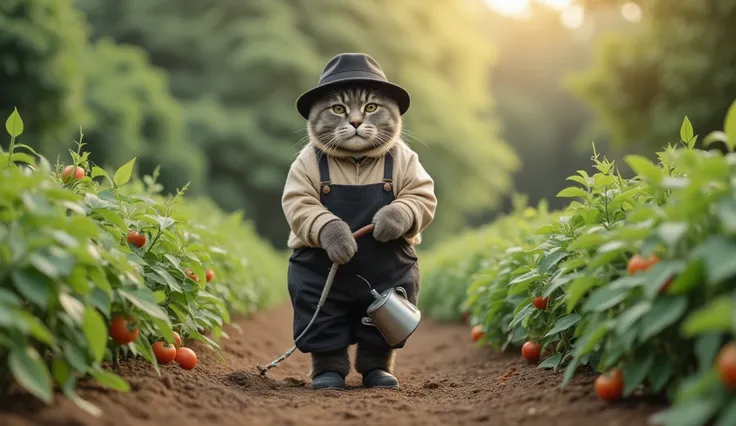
0, 109, 286, 416
419, 99, 736, 426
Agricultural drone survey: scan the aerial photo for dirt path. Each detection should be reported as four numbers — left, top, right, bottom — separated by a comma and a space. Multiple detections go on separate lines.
0, 303, 666, 426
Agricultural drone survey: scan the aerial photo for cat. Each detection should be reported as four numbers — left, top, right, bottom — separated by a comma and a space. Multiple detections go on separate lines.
283, 56, 436, 391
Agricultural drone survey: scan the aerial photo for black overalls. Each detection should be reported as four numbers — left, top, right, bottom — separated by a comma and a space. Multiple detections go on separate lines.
287, 148, 420, 354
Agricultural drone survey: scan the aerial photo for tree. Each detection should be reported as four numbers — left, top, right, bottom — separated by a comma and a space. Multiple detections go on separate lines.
570, 0, 736, 150
81, 38, 205, 193
76, 0, 519, 247
0, 0, 87, 156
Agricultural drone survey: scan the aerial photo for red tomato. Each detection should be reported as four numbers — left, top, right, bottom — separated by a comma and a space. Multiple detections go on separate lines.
595, 369, 624, 401
205, 269, 215, 282
126, 230, 147, 248
532, 296, 549, 310
471, 325, 484, 342
109, 315, 139, 345
627, 254, 659, 275
185, 268, 199, 283
717, 342, 736, 389
172, 331, 182, 348
61, 165, 85, 181
175, 347, 198, 370
521, 341, 542, 363
152, 341, 177, 364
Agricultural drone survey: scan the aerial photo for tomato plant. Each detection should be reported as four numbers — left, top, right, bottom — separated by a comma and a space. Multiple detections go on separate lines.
0, 109, 286, 416
422, 100, 736, 426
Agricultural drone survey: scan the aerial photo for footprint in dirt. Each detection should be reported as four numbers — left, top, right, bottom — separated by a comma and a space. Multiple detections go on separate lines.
223, 371, 306, 392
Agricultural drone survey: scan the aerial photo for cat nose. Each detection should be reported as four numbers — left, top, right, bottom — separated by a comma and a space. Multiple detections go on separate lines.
350, 119, 362, 128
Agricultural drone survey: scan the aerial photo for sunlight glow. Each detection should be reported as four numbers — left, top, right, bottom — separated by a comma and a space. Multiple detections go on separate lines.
621, 2, 642, 22
560, 4, 585, 29
483, 0, 574, 17
483, 0, 532, 18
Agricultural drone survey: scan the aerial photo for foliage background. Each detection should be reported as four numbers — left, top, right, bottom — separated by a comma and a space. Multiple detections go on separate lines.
2, 0, 735, 248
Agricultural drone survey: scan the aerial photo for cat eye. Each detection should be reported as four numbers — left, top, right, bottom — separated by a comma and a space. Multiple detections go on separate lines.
331, 105, 346, 114
364, 103, 378, 113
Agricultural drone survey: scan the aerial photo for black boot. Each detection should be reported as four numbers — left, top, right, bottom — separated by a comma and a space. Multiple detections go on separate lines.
311, 347, 350, 390
355, 344, 399, 389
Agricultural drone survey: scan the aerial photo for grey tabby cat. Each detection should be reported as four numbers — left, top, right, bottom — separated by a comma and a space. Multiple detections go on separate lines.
282, 53, 436, 390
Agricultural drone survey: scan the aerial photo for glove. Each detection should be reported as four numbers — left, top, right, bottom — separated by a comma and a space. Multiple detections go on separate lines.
319, 220, 357, 264
372, 204, 413, 243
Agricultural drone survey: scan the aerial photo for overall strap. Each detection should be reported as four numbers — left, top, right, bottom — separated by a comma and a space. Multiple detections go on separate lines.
382, 150, 394, 192
313, 147, 332, 194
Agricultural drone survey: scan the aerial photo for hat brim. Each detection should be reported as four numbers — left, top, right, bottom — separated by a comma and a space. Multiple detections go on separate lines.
296, 75, 410, 120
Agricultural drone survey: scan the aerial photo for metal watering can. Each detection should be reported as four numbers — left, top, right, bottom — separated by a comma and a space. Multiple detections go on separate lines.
358, 278, 421, 348
256, 224, 422, 375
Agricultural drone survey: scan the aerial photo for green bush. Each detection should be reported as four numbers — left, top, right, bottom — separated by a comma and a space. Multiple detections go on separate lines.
0, 109, 285, 416
425, 99, 736, 426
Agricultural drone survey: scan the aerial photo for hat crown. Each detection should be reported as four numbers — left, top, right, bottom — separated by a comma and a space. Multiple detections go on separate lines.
318, 53, 387, 84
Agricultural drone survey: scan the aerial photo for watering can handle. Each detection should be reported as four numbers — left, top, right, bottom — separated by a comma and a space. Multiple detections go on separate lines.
352, 224, 375, 240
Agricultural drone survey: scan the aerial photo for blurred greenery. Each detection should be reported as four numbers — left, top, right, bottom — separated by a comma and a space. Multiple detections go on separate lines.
2, 0, 735, 249
571, 0, 736, 151
72, 0, 519, 246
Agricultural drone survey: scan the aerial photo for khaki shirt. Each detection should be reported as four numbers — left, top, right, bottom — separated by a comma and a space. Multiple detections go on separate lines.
281, 142, 437, 249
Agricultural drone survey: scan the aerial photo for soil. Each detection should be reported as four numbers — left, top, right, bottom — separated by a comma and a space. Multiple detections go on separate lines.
0, 303, 667, 426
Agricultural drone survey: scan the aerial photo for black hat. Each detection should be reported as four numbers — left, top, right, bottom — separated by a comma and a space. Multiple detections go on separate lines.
296, 53, 411, 119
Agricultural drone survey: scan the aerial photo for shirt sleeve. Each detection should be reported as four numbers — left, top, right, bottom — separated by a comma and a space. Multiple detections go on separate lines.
281, 156, 340, 247
392, 150, 437, 238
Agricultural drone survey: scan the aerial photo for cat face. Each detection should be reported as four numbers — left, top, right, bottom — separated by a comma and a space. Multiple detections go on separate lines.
307, 85, 402, 157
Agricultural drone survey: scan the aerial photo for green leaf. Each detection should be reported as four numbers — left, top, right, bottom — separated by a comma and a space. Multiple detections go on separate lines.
91, 166, 108, 179
545, 314, 581, 337
680, 116, 695, 145
717, 198, 736, 234
152, 317, 175, 345
622, 352, 654, 396
669, 259, 704, 294
11, 268, 50, 308
62, 341, 88, 372
83, 307, 108, 363
16, 310, 56, 346
650, 398, 720, 426
692, 236, 736, 285
0, 288, 22, 306
624, 155, 663, 183
725, 97, 736, 151
576, 321, 609, 355
556, 186, 587, 198
538, 353, 563, 369
113, 157, 136, 187
52, 357, 72, 386
9, 347, 53, 404
539, 251, 568, 274
91, 209, 127, 231
59, 292, 85, 324
643, 260, 686, 299
90, 369, 130, 392
703, 130, 728, 148
695, 333, 722, 374
657, 222, 688, 247
566, 276, 597, 312
118, 288, 171, 323
639, 296, 688, 341
132, 334, 160, 376
509, 304, 535, 328
647, 358, 674, 392
715, 399, 736, 426
5, 107, 24, 137
582, 287, 629, 312
681, 296, 734, 337
615, 301, 652, 335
